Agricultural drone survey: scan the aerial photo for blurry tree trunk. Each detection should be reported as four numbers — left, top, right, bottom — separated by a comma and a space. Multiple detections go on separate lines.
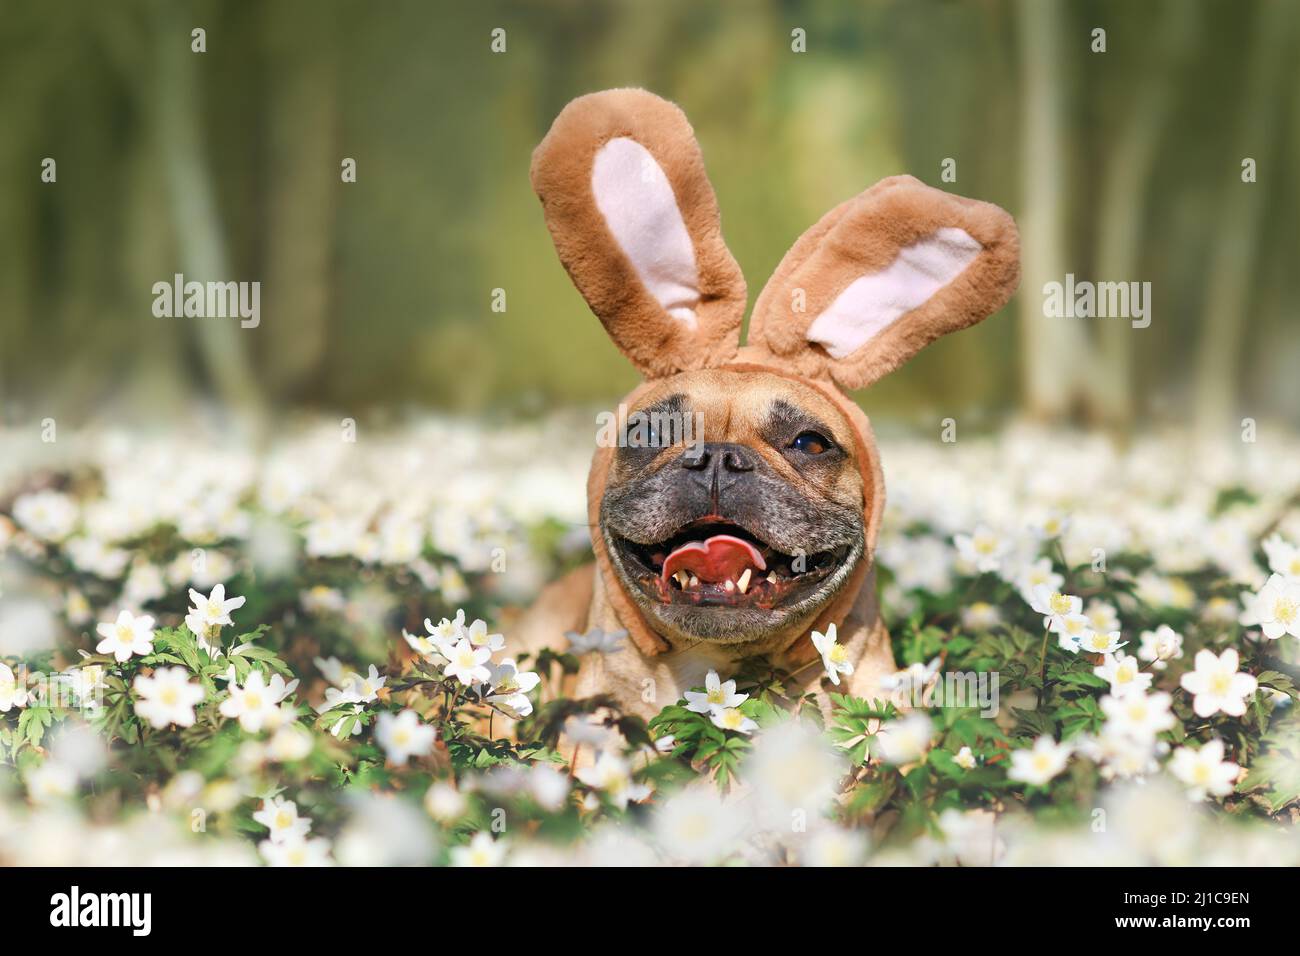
1015, 0, 1087, 419
261, 4, 337, 401
153, 7, 268, 427
1089, 1, 1199, 434
1192, 0, 1294, 436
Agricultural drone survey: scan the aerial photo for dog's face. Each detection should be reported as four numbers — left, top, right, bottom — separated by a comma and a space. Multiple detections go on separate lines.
600, 368, 868, 646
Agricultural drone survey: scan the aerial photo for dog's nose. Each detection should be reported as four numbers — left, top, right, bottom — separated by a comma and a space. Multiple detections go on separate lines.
680, 442, 757, 473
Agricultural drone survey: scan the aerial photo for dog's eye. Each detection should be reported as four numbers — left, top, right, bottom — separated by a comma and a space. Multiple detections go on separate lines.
789, 431, 833, 455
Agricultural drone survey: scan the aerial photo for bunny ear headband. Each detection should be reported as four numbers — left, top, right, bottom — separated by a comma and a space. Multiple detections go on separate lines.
530, 88, 1020, 393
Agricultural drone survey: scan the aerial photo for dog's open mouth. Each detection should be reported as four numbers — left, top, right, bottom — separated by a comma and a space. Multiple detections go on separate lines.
612, 519, 849, 609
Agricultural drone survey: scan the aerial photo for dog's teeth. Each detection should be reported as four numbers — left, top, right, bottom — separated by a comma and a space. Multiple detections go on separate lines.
673, 570, 689, 588
724, 578, 735, 592
766, 571, 778, 584
737, 568, 752, 594
689, 575, 699, 588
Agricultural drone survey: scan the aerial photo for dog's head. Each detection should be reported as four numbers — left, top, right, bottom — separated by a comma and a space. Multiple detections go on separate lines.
532, 89, 1019, 654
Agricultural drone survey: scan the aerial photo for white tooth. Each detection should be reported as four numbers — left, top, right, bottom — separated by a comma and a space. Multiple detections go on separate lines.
767, 571, 778, 584
724, 579, 735, 592
674, 570, 689, 588
689, 575, 699, 588
737, 568, 752, 594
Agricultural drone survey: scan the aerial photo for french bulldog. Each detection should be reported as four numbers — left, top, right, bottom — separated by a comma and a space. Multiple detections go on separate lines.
514, 89, 1019, 722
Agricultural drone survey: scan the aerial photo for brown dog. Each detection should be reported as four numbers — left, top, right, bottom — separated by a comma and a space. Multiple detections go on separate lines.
516, 89, 1019, 722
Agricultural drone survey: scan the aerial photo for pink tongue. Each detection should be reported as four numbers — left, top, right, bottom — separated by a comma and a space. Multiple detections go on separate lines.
661, 534, 767, 584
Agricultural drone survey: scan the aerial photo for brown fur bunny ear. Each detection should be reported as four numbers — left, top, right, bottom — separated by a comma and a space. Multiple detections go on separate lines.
531, 89, 747, 379
745, 175, 1019, 391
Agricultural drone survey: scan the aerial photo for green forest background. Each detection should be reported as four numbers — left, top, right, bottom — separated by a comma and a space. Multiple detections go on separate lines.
2, 0, 1297, 435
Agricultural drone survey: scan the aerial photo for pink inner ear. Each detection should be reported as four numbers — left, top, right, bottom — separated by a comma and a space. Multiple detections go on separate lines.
591, 137, 701, 328
806, 227, 982, 359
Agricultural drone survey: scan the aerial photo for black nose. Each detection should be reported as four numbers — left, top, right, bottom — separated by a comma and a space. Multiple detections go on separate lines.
680, 441, 757, 473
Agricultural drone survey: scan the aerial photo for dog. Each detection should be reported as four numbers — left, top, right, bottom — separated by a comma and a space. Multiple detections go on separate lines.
515, 89, 1019, 722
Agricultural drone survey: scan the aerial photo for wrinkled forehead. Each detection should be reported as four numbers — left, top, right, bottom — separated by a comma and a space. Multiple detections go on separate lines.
627, 369, 856, 447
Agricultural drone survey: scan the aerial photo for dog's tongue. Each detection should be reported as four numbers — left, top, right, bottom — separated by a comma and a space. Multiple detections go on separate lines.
661, 534, 766, 584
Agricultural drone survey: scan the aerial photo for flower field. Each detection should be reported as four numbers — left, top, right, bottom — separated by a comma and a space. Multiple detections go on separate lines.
1, 418, 1298, 866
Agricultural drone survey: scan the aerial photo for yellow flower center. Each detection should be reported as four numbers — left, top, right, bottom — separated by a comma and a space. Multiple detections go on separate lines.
1209, 672, 1232, 696
160, 687, 179, 706
829, 644, 848, 664
1049, 593, 1072, 614
244, 691, 263, 710
275, 810, 292, 829
1274, 598, 1297, 625
1032, 753, 1054, 773
116, 624, 134, 642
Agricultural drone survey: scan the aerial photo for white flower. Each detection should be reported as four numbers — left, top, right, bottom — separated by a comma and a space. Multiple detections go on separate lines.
450, 832, 506, 867
1262, 534, 1300, 582
0, 663, 29, 712
1053, 612, 1093, 652
1093, 651, 1153, 696
683, 669, 747, 714
483, 658, 540, 717
403, 628, 446, 662
441, 638, 491, 686
12, 490, 78, 542
1077, 629, 1125, 656
875, 713, 934, 764
1083, 600, 1121, 634
1008, 736, 1072, 786
960, 601, 1003, 631
880, 657, 941, 694
710, 707, 758, 735
811, 623, 853, 686
1240, 573, 1300, 640
1028, 585, 1083, 632
1137, 625, 1183, 670
1079, 732, 1160, 782
268, 723, 313, 761
253, 796, 311, 843
185, 583, 247, 649
463, 618, 505, 653
1100, 690, 1175, 741
1014, 558, 1063, 604
260, 835, 333, 867
1179, 649, 1257, 718
653, 787, 743, 864
424, 609, 466, 646
424, 782, 467, 822
316, 664, 386, 711
132, 667, 204, 729
800, 825, 869, 867
1028, 511, 1070, 540
953, 746, 977, 770
94, 610, 155, 663
375, 709, 435, 766
575, 753, 652, 809
954, 525, 1011, 573
1169, 739, 1240, 800
565, 627, 626, 654
219, 668, 298, 733
26, 761, 78, 803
